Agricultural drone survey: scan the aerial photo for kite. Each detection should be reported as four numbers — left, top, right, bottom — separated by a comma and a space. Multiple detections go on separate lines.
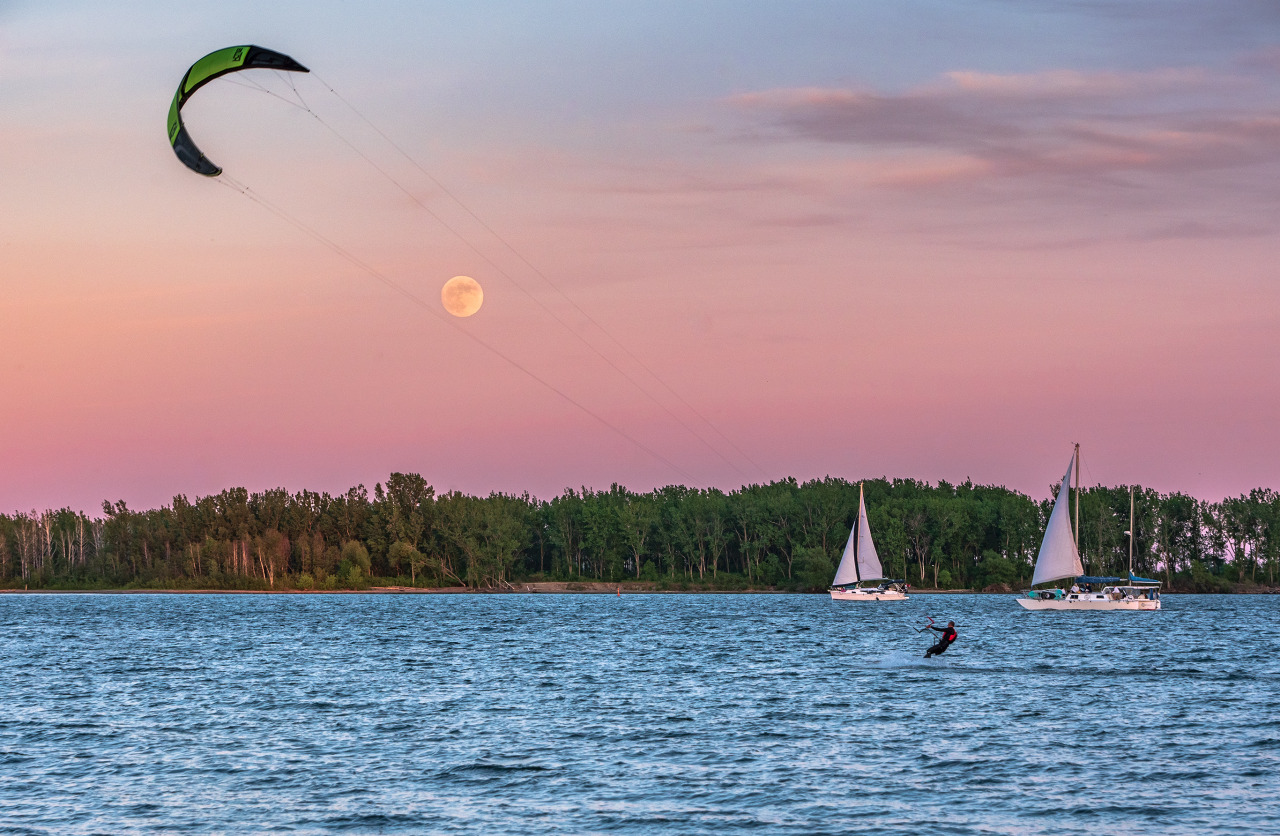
167, 45, 309, 176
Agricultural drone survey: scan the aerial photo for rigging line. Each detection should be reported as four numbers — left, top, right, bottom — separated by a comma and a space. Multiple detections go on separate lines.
1081, 456, 1099, 490
212, 174, 702, 487
294, 110, 752, 487
310, 73, 768, 480
289, 93, 753, 483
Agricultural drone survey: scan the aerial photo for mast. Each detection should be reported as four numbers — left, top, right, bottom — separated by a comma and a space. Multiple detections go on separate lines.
1129, 486, 1135, 579
1073, 443, 1080, 564
853, 482, 863, 583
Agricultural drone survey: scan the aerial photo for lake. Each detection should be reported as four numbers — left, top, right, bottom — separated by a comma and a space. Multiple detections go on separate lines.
0, 592, 1276, 834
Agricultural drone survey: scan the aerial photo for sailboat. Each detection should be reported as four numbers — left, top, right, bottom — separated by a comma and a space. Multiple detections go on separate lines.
830, 483, 908, 601
1016, 445, 1161, 611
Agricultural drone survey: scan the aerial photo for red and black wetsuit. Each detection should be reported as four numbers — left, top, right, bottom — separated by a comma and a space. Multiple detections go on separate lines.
925, 624, 957, 658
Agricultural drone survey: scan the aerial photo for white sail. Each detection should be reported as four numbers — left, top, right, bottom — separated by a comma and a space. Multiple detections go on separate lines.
832, 515, 860, 586
1032, 456, 1085, 586
854, 485, 884, 581
831, 484, 883, 586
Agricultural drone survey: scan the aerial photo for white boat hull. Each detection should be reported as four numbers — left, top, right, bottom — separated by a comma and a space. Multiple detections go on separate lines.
1016, 596, 1160, 611
830, 588, 908, 602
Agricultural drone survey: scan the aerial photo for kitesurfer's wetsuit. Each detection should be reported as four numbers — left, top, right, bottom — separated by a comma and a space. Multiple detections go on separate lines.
924, 623, 957, 658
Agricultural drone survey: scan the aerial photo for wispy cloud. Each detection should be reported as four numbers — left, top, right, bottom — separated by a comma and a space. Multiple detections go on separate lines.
732, 87, 1012, 146
939, 67, 1210, 98
729, 67, 1279, 187
1135, 219, 1273, 241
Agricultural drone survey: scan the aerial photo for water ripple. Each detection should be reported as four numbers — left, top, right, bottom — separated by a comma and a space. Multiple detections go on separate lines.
0, 593, 1277, 834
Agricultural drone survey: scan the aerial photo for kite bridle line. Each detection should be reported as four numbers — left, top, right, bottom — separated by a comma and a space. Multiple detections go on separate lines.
212, 172, 703, 487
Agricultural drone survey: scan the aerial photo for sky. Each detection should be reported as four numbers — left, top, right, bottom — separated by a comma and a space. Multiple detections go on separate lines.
3, 0, 1279, 513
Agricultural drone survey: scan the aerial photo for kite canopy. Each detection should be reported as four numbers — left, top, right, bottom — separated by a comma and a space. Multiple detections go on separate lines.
167, 45, 309, 176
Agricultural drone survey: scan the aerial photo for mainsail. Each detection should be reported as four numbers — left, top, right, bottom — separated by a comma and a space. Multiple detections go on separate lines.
832, 484, 883, 585
854, 485, 884, 581
1031, 456, 1085, 586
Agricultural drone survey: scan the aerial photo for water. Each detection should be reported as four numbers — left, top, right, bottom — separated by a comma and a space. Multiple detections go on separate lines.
0, 593, 1276, 835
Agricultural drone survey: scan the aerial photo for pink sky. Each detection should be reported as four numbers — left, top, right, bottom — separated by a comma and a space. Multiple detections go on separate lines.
2, 2, 1279, 512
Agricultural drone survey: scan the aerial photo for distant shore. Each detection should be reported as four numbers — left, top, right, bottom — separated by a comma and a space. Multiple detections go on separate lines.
0, 583, 986, 595
10, 474, 1267, 598
3, 583, 1275, 595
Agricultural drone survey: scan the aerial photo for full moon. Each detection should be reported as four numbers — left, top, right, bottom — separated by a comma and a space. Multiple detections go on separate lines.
441, 275, 483, 317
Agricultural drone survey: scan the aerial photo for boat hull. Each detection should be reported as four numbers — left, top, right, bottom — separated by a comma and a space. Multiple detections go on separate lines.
1016, 597, 1160, 611
830, 589, 908, 602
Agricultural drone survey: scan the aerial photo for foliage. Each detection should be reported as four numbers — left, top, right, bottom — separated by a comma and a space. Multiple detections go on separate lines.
1, 475, 1273, 592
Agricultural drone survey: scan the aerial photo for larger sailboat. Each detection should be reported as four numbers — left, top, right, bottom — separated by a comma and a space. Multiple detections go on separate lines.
830, 484, 908, 601
1016, 445, 1162, 611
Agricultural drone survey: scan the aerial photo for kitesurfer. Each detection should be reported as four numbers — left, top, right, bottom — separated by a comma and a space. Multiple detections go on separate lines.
924, 621, 957, 658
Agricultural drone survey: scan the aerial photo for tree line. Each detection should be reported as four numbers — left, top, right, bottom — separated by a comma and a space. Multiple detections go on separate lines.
1, 474, 1275, 592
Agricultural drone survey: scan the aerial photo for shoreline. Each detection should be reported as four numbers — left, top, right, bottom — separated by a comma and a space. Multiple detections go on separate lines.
1, 584, 1272, 595
0, 584, 995, 595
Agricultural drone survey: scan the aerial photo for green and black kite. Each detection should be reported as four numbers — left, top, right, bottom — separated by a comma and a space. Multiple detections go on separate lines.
168, 45, 309, 176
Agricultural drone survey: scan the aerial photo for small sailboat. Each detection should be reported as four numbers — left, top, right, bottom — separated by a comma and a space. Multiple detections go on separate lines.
830, 484, 908, 601
1016, 445, 1161, 611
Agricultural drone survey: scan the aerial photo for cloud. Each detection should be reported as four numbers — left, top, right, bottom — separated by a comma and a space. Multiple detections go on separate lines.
1134, 219, 1272, 241
732, 87, 1013, 145
939, 67, 1210, 99
729, 67, 1280, 187
1018, 0, 1280, 40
